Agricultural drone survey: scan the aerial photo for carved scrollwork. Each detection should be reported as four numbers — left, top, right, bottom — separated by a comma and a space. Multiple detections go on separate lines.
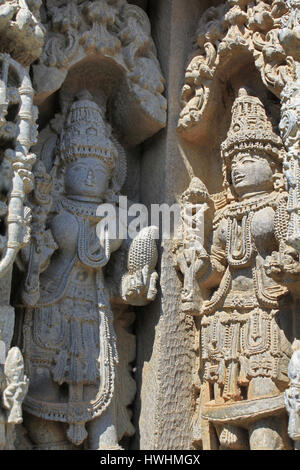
176, 89, 299, 449
0, 0, 44, 66
178, 0, 294, 138
33, 0, 166, 145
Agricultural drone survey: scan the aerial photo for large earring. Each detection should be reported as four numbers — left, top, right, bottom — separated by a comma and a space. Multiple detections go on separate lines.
103, 188, 119, 204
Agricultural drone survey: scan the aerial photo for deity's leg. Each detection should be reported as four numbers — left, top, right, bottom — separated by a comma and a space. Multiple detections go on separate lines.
86, 400, 121, 450
23, 412, 74, 450
249, 417, 292, 450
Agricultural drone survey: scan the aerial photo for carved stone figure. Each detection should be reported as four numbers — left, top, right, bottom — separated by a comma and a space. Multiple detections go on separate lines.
176, 88, 300, 450
32, 0, 166, 147
0, 48, 41, 449
277, 0, 300, 446
0, 347, 29, 449
18, 91, 158, 450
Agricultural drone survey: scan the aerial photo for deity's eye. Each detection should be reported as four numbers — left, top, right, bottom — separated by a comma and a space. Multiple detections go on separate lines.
86, 127, 97, 136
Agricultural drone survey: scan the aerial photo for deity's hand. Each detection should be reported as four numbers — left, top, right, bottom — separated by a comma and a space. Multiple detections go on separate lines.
265, 245, 300, 291
121, 265, 159, 306
176, 241, 210, 279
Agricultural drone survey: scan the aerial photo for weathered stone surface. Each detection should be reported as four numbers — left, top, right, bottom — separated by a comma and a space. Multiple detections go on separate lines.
176, 87, 297, 449
1, 0, 300, 452
18, 90, 160, 449
173, 0, 300, 451
32, 0, 167, 147
0, 7, 42, 447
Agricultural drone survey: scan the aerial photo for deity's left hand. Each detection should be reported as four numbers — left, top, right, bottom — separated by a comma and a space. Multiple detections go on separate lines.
265, 246, 300, 292
121, 265, 159, 306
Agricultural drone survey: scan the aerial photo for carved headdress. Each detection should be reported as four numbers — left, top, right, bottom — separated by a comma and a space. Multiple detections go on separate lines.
60, 90, 118, 171
57, 90, 127, 196
221, 88, 283, 162
221, 88, 284, 189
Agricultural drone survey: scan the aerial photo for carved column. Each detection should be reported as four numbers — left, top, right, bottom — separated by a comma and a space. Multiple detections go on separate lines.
278, 0, 300, 448
0, 0, 45, 449
11, 0, 166, 450
175, 0, 300, 450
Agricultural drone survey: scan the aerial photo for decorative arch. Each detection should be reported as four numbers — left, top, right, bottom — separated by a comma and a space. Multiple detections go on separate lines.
177, 0, 294, 142
32, 0, 167, 147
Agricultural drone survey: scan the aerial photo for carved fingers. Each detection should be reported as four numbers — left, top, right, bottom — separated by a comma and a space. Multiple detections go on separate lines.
265, 246, 300, 285
121, 265, 158, 306
265, 251, 283, 279
176, 245, 210, 279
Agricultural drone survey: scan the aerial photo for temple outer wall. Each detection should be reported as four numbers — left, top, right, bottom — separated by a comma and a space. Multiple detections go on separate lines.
134, 0, 217, 450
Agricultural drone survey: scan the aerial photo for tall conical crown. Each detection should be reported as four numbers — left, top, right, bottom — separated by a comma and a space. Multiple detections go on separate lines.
60, 90, 117, 170
221, 88, 283, 164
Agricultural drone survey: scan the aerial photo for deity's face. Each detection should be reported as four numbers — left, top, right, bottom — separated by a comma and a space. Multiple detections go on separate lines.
230, 152, 274, 198
64, 157, 110, 201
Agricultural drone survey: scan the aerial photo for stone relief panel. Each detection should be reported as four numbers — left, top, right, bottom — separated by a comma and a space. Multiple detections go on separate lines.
176, 0, 300, 451
178, 0, 294, 142
0, 1, 46, 450
16, 92, 159, 449
277, 0, 300, 448
7, 0, 166, 450
33, 0, 166, 147
176, 87, 298, 450
4, 0, 300, 451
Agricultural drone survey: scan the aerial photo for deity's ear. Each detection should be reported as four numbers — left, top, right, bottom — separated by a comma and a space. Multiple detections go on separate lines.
103, 188, 119, 204
222, 161, 235, 202
226, 186, 235, 202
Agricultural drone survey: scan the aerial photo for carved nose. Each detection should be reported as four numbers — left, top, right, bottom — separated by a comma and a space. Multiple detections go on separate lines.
85, 170, 95, 186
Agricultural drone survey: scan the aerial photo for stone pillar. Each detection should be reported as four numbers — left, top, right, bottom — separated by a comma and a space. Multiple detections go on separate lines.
135, 0, 214, 450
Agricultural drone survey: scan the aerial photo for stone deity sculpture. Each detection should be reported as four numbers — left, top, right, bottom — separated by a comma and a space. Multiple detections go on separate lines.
177, 89, 300, 450
18, 91, 158, 450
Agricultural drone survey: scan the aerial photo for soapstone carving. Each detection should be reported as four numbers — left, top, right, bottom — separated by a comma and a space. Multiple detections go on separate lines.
19, 91, 158, 450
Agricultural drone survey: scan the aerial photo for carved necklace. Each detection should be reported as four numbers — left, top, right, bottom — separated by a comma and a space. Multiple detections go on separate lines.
221, 192, 281, 220
61, 197, 111, 269
61, 197, 102, 219
226, 213, 254, 266
77, 218, 110, 269
224, 192, 283, 267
